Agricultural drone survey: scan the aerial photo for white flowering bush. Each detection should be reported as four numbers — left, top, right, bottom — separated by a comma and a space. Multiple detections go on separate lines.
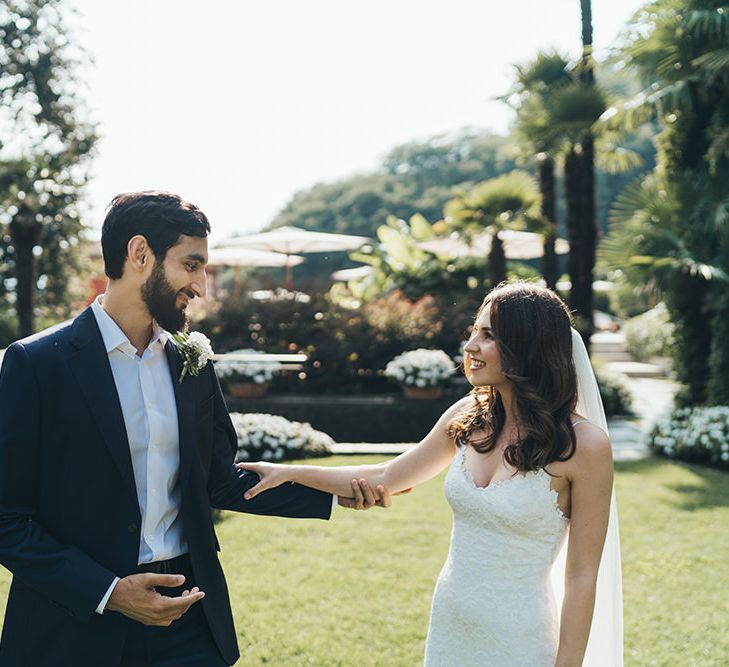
214, 349, 282, 385
647, 406, 729, 469
230, 412, 333, 462
384, 348, 455, 388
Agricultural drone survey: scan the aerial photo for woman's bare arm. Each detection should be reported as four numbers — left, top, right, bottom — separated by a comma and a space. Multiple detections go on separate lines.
555, 423, 614, 667
237, 396, 473, 499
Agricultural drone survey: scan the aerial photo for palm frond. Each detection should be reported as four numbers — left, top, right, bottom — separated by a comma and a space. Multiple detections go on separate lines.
595, 145, 645, 174
692, 48, 729, 73
543, 83, 608, 130
685, 9, 729, 41
514, 51, 572, 91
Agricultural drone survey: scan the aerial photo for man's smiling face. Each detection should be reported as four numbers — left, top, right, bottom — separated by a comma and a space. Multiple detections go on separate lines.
141, 234, 208, 333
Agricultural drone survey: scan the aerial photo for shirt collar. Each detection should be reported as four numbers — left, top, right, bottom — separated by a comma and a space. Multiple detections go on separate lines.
91, 295, 167, 355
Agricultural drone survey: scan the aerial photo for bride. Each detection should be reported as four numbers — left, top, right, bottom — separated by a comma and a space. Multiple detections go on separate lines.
238, 281, 623, 666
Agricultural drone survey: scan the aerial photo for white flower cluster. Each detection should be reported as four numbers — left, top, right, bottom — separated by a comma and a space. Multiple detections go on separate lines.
186, 332, 215, 371
214, 349, 282, 384
230, 412, 333, 462
384, 348, 455, 388
172, 330, 214, 382
647, 405, 729, 468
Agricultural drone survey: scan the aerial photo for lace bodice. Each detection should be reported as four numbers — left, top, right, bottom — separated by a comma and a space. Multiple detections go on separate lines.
423, 446, 570, 666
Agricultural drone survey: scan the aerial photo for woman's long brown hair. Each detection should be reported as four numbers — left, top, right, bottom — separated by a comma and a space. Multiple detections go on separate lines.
447, 281, 579, 471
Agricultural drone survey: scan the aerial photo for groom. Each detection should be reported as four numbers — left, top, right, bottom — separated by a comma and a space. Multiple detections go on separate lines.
0, 191, 386, 666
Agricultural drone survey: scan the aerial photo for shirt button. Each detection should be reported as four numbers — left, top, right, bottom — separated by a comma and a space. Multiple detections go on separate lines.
127, 523, 137, 533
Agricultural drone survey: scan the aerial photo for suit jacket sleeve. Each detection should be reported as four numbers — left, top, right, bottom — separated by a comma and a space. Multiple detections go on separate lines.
0, 343, 117, 622
205, 364, 333, 519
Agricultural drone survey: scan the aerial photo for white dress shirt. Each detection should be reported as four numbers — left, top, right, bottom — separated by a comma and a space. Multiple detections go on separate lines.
91, 296, 187, 612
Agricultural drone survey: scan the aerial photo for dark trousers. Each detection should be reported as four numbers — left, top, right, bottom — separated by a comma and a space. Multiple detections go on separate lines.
120, 556, 229, 667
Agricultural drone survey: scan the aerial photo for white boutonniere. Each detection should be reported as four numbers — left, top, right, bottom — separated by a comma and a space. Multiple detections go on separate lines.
172, 331, 214, 383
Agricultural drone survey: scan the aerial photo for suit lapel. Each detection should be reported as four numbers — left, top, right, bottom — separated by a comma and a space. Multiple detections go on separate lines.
68, 308, 137, 499
165, 339, 196, 491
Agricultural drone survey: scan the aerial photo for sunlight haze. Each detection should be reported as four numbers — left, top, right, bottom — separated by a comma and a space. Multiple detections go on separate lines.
73, 0, 646, 244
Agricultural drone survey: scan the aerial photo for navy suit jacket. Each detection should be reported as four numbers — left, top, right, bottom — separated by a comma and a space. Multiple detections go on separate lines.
0, 307, 333, 666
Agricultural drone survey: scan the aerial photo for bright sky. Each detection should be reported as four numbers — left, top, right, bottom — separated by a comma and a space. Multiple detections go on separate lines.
73, 0, 646, 245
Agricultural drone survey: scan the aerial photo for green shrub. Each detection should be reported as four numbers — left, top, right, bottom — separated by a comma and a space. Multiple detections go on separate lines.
622, 303, 675, 362
196, 290, 474, 394
597, 368, 633, 415
647, 406, 729, 469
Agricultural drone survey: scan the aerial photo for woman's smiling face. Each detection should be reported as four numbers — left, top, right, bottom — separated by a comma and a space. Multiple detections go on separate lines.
463, 303, 506, 388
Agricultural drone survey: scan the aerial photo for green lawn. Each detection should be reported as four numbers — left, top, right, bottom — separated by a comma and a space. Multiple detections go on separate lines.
0, 456, 727, 666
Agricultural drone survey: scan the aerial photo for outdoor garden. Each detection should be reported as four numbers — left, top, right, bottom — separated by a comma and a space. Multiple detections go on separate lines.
1, 0, 728, 665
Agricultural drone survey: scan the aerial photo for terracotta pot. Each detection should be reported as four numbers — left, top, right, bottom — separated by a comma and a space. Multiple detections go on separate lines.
227, 382, 269, 398
402, 385, 444, 400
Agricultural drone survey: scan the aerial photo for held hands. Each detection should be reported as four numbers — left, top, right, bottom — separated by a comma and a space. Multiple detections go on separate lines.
106, 573, 204, 626
337, 478, 412, 510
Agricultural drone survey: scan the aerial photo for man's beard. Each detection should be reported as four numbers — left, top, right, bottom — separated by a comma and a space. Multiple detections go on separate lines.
141, 263, 188, 333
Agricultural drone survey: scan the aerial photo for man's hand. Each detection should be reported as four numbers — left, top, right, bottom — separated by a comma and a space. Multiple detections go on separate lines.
106, 573, 205, 626
338, 478, 412, 510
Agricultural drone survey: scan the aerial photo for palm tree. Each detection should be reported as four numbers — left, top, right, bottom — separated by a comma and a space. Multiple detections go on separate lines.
601, 0, 729, 405
506, 49, 640, 322
508, 52, 573, 289
444, 171, 542, 286
566, 0, 598, 345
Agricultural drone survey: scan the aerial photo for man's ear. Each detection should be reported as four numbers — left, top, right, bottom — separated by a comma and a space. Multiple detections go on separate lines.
127, 235, 151, 273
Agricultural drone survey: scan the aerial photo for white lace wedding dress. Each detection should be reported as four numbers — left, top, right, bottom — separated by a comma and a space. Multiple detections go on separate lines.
424, 444, 570, 666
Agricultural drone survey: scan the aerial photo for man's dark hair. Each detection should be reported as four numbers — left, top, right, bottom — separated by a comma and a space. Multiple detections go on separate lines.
101, 191, 211, 279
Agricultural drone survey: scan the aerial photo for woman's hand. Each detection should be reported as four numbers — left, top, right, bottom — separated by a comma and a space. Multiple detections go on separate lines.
236, 461, 292, 499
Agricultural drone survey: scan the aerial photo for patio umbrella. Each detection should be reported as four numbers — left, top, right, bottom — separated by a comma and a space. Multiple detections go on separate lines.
217, 226, 370, 288
330, 265, 373, 282
418, 229, 570, 260
207, 247, 304, 268
207, 247, 305, 298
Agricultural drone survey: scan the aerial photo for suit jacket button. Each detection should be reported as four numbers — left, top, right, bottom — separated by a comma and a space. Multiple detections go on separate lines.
127, 523, 137, 533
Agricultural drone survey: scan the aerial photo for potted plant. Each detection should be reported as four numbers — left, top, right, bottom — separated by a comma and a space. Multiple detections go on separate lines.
384, 348, 455, 399
214, 349, 282, 398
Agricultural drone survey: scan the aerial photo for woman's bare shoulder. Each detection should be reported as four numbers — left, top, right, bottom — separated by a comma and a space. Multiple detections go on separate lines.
563, 415, 613, 480
431, 393, 480, 434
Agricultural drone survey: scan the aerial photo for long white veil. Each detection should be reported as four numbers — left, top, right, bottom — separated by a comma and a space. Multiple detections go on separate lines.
549, 328, 624, 665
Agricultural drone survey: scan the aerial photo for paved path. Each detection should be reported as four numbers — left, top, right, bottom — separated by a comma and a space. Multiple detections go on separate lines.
332, 376, 681, 462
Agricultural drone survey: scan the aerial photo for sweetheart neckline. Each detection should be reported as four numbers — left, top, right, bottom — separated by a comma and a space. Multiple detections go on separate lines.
456, 447, 570, 522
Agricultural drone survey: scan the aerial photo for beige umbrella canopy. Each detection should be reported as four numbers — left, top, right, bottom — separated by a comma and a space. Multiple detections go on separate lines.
207, 247, 305, 298
207, 247, 304, 268
330, 265, 373, 282
418, 229, 569, 260
217, 226, 371, 288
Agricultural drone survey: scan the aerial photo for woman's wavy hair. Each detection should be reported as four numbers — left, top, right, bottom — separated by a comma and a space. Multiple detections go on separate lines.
448, 281, 579, 471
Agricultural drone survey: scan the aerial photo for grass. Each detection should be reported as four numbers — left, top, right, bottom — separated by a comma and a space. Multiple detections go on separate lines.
0, 456, 727, 665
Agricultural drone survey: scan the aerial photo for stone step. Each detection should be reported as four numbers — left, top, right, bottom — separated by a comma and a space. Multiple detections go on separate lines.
592, 342, 629, 353
592, 351, 634, 362
602, 360, 668, 378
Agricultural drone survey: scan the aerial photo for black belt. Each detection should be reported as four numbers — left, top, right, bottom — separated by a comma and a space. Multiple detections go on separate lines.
137, 553, 192, 576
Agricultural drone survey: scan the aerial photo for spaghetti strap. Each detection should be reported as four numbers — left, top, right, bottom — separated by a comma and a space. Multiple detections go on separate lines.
571, 419, 590, 426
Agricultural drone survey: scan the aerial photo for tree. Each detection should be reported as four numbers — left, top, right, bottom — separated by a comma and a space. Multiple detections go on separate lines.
600, 0, 729, 405
444, 171, 542, 286
505, 49, 647, 310
506, 52, 573, 289
0, 0, 96, 337
270, 131, 518, 239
